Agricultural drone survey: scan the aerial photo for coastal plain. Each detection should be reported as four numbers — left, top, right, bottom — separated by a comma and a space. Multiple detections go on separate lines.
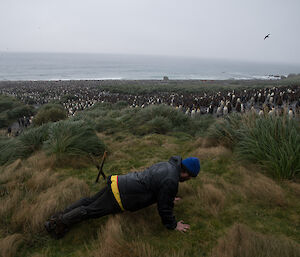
0, 78, 299, 257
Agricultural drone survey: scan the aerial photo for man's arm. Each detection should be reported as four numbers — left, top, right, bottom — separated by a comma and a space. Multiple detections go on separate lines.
156, 179, 178, 230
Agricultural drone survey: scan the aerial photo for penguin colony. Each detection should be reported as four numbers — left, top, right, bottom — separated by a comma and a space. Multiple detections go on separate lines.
1, 81, 299, 119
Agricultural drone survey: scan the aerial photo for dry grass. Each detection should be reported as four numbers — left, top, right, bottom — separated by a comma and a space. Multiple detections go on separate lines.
0, 233, 23, 257
207, 165, 287, 206
178, 180, 197, 198
0, 166, 33, 188
87, 215, 185, 257
286, 181, 300, 197
197, 183, 226, 217
30, 254, 47, 257
54, 155, 94, 169
108, 151, 130, 162
26, 169, 59, 193
184, 165, 286, 219
200, 137, 219, 148
0, 156, 91, 234
143, 134, 165, 147
87, 216, 154, 257
120, 206, 161, 236
25, 152, 55, 173
162, 142, 179, 151
191, 145, 231, 160
211, 223, 300, 257
11, 177, 90, 233
238, 167, 286, 206
0, 189, 22, 220
0, 159, 23, 184
26, 149, 93, 170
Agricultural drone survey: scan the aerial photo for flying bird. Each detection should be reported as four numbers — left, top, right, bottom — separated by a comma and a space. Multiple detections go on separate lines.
264, 33, 270, 40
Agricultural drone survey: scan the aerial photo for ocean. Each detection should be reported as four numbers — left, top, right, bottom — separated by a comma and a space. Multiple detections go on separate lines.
0, 52, 300, 81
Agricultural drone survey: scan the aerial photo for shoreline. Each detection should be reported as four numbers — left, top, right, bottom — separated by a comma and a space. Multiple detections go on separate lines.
0, 77, 284, 83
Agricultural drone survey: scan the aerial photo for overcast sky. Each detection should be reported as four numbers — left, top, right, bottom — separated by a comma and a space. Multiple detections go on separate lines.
0, 0, 300, 64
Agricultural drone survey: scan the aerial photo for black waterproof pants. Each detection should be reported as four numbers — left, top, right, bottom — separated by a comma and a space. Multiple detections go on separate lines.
61, 185, 122, 226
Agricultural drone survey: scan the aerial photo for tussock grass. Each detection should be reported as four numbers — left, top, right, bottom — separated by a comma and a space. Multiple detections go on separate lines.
239, 168, 286, 206
207, 113, 300, 179
197, 184, 226, 217
207, 113, 242, 149
30, 254, 47, 257
286, 182, 300, 197
18, 124, 50, 154
44, 120, 105, 159
1, 119, 103, 166
236, 116, 300, 179
211, 223, 300, 257
191, 145, 231, 160
0, 137, 28, 165
87, 216, 155, 257
0, 95, 35, 128
0, 233, 23, 257
128, 104, 213, 136
0, 189, 22, 220
0, 159, 22, 183
200, 165, 286, 207
0, 124, 49, 166
0, 165, 33, 186
25, 152, 56, 173
12, 177, 90, 233
87, 215, 185, 257
26, 169, 59, 193
33, 103, 67, 126
81, 102, 215, 136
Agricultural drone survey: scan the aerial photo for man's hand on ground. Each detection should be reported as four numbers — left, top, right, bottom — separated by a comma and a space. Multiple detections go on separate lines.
175, 220, 190, 233
174, 197, 181, 204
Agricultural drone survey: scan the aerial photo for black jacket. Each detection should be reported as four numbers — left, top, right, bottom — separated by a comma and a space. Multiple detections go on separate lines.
117, 156, 182, 229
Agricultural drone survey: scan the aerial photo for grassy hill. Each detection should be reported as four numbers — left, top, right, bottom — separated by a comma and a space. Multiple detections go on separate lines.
0, 101, 299, 257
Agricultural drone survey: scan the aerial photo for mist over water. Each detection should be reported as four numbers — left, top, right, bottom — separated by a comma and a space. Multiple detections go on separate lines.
0, 52, 300, 81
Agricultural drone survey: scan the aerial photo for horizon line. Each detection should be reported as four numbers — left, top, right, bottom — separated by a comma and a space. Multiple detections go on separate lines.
1, 50, 300, 66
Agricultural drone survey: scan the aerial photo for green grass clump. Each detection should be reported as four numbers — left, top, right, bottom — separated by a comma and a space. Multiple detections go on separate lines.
206, 113, 243, 149
0, 95, 35, 128
18, 124, 50, 154
207, 113, 300, 179
0, 125, 50, 165
6, 105, 33, 120
33, 103, 67, 126
0, 97, 15, 112
0, 119, 104, 165
75, 102, 126, 133
0, 137, 27, 165
125, 104, 214, 136
236, 116, 300, 179
95, 116, 123, 134
78, 102, 215, 136
44, 120, 105, 159
145, 116, 172, 134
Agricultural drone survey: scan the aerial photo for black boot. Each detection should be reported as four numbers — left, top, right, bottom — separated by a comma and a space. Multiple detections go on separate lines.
45, 212, 69, 239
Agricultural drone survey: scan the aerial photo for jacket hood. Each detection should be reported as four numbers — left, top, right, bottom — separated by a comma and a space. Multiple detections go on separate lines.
168, 156, 182, 169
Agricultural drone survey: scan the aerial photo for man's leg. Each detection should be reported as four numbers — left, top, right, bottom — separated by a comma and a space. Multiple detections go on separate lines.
62, 186, 108, 214
45, 186, 107, 238
61, 185, 121, 226
45, 185, 121, 238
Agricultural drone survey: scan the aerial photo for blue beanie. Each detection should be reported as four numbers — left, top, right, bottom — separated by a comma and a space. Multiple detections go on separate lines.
182, 157, 200, 177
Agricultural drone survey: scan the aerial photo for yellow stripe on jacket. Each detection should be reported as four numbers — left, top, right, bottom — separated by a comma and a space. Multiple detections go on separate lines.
110, 175, 125, 211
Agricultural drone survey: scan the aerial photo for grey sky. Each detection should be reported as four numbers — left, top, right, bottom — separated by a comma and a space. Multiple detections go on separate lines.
0, 0, 300, 64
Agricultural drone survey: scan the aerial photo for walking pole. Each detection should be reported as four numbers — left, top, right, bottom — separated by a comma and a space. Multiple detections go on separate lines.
94, 151, 107, 183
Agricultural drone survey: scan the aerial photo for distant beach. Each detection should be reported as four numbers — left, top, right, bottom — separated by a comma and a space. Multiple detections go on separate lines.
0, 52, 300, 81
